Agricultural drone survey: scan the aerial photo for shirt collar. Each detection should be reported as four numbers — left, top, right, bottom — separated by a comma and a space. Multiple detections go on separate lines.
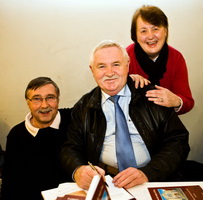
25, 111, 61, 137
101, 85, 131, 105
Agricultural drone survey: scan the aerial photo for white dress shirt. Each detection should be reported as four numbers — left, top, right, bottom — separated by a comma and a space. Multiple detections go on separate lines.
100, 85, 151, 169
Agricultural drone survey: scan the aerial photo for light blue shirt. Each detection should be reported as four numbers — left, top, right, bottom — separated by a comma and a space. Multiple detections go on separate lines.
100, 85, 151, 169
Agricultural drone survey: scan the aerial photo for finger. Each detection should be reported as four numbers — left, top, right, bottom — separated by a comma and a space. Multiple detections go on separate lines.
144, 79, 150, 85
147, 79, 151, 84
139, 79, 145, 88
135, 80, 140, 89
113, 172, 122, 183
123, 180, 138, 189
137, 78, 150, 88
148, 97, 164, 103
152, 100, 165, 106
155, 85, 164, 89
113, 169, 133, 185
146, 90, 162, 95
95, 166, 105, 176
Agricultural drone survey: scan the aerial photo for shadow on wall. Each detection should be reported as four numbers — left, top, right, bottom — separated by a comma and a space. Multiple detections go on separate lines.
188, 118, 203, 163
0, 118, 10, 150
180, 104, 203, 164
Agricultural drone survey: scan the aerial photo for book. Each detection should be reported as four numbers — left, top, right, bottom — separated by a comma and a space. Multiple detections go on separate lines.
49, 175, 110, 200
105, 175, 136, 200
49, 182, 87, 200
41, 175, 136, 200
56, 190, 86, 200
86, 175, 111, 200
148, 185, 203, 200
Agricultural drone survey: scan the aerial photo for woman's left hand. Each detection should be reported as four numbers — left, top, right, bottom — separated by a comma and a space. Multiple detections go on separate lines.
146, 85, 181, 108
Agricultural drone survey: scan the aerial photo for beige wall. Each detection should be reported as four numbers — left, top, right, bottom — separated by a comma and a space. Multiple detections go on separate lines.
0, 0, 203, 162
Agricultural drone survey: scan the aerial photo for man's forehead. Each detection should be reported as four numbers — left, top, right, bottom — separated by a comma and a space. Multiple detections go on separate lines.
27, 84, 56, 96
94, 47, 124, 62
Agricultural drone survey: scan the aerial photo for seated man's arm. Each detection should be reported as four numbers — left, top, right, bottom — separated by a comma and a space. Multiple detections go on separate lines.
139, 108, 190, 182
113, 101, 189, 188
113, 167, 148, 189
60, 96, 106, 188
74, 165, 105, 190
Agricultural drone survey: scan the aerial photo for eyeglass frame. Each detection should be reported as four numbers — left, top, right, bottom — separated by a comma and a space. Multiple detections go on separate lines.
26, 95, 58, 104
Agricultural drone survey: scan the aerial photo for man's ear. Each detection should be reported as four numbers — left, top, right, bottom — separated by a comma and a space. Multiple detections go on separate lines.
89, 65, 93, 72
26, 99, 30, 107
126, 60, 130, 72
127, 60, 130, 67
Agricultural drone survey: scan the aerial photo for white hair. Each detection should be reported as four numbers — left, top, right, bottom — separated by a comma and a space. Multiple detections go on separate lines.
89, 40, 130, 66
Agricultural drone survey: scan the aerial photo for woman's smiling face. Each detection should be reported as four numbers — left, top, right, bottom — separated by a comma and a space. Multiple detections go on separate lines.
136, 16, 167, 60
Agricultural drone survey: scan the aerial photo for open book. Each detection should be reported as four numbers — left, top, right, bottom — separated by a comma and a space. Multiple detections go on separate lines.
41, 175, 135, 200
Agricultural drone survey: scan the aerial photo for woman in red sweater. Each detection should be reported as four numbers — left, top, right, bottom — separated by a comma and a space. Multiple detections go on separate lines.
127, 5, 194, 115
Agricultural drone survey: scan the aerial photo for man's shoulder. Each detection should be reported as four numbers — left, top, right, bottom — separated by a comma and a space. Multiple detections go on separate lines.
10, 121, 25, 130
74, 86, 101, 106
7, 121, 26, 137
127, 76, 155, 94
127, 78, 174, 114
59, 108, 72, 117
58, 108, 72, 130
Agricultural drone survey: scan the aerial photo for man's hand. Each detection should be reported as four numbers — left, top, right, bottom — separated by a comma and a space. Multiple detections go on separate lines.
145, 85, 181, 108
129, 74, 150, 88
74, 165, 105, 190
112, 167, 148, 189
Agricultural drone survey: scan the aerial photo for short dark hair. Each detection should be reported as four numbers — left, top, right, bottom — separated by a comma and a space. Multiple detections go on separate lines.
25, 77, 60, 99
131, 5, 168, 43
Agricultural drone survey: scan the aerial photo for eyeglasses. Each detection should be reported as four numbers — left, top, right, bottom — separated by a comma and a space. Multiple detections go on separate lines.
27, 96, 58, 104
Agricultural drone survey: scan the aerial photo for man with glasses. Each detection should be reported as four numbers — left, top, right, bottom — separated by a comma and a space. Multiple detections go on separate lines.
1, 77, 72, 200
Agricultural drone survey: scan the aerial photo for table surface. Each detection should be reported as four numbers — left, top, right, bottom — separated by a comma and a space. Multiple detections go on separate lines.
42, 181, 203, 200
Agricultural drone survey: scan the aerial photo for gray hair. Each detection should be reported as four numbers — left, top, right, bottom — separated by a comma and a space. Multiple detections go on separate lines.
89, 40, 130, 66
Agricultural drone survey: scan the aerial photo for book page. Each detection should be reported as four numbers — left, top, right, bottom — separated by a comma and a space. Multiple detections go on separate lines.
57, 182, 87, 197
86, 175, 111, 200
105, 175, 135, 200
41, 188, 58, 200
86, 175, 102, 200
41, 182, 87, 200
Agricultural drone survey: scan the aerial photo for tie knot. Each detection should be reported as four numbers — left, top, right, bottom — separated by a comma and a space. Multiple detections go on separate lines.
110, 95, 120, 104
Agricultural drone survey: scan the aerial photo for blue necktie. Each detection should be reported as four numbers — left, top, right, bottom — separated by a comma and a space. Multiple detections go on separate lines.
110, 95, 137, 171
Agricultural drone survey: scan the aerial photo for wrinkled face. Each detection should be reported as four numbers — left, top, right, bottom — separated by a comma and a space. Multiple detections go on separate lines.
136, 16, 167, 60
26, 84, 59, 128
90, 46, 129, 96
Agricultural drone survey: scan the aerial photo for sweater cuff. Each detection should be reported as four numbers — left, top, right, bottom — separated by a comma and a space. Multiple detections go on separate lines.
174, 97, 183, 112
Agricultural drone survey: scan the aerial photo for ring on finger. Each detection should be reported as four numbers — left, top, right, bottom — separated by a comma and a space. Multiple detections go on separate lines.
160, 98, 164, 102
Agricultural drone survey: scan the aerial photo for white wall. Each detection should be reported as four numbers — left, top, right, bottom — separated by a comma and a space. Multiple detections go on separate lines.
0, 0, 203, 162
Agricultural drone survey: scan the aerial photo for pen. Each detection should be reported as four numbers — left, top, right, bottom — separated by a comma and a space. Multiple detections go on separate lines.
88, 161, 108, 187
88, 161, 100, 174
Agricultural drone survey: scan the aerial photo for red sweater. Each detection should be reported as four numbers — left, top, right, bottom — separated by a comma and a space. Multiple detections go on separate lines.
127, 43, 194, 115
